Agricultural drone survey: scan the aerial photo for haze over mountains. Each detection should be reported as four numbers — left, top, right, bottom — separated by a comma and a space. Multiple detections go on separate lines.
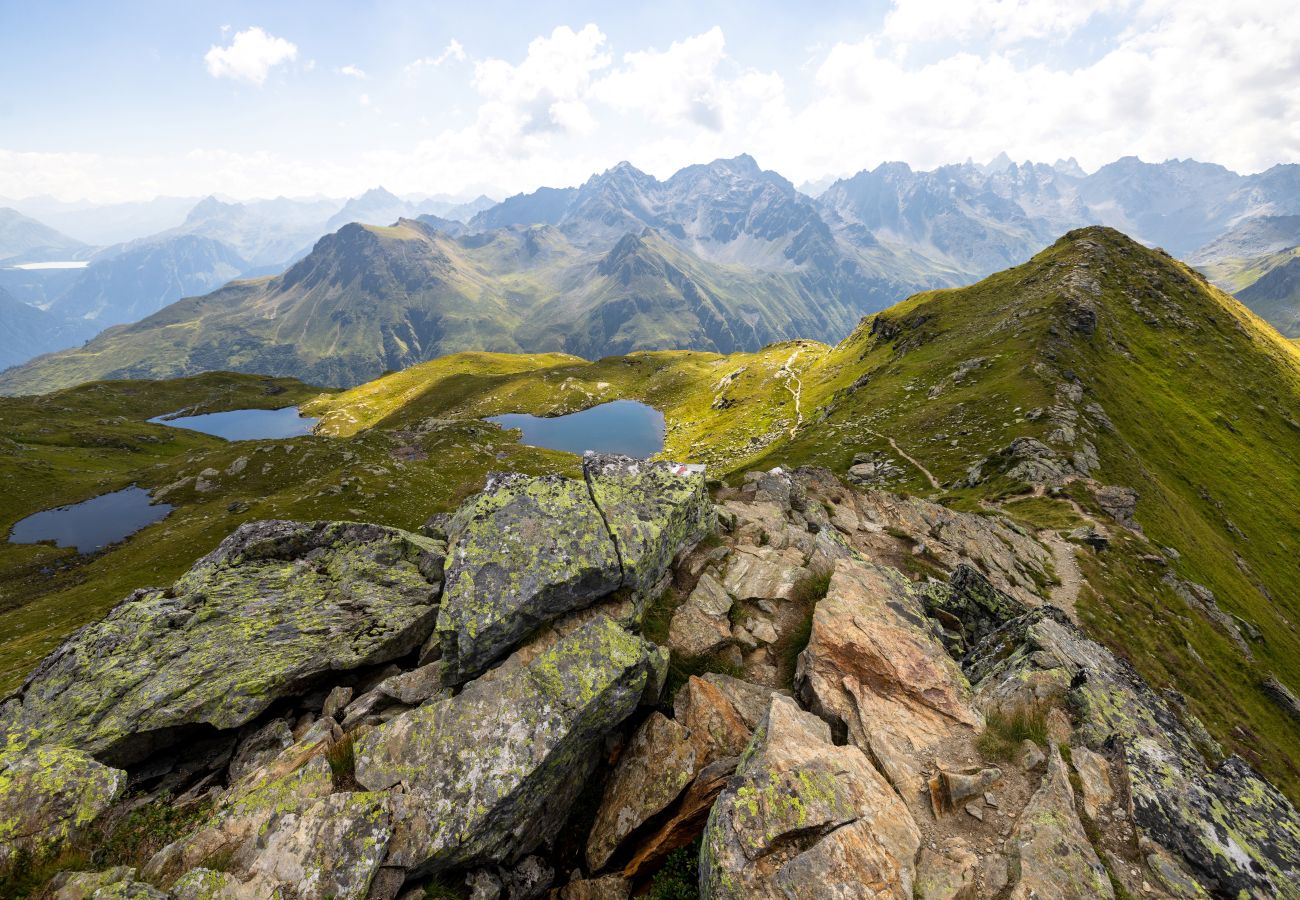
4, 152, 1300, 391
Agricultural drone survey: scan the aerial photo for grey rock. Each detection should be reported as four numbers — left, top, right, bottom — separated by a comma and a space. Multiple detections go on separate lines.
353, 615, 663, 876
1009, 745, 1113, 899
322, 685, 354, 721
969, 606, 1300, 897
0, 520, 445, 764
228, 718, 294, 783
377, 661, 448, 706
0, 737, 126, 868
48, 868, 168, 900
582, 453, 714, 597
436, 473, 622, 682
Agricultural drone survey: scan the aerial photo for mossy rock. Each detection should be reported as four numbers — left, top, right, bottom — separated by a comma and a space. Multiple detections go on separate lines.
0, 520, 445, 763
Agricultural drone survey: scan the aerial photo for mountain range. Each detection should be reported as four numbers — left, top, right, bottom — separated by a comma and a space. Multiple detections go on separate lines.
5, 153, 1300, 390
2, 228, 1299, 899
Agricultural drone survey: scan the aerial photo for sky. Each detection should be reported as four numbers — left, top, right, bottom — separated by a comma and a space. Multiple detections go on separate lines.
1, 0, 1298, 203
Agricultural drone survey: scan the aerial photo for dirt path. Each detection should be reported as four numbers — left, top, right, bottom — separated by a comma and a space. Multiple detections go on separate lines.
779, 348, 805, 437
1038, 529, 1082, 622
865, 427, 943, 491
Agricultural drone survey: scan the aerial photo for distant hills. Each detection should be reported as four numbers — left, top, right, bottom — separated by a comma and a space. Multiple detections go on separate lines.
0, 207, 90, 264
5, 153, 1300, 389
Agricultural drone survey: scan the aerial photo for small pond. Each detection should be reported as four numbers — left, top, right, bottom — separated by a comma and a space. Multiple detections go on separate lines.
8, 486, 173, 554
488, 400, 665, 459
149, 406, 319, 441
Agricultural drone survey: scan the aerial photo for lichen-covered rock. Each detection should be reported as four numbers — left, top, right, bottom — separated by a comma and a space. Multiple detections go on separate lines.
0, 521, 445, 762
970, 607, 1300, 898
48, 867, 168, 900
436, 474, 622, 681
700, 695, 921, 899
145, 742, 336, 885
169, 868, 285, 900
243, 791, 393, 900
586, 712, 695, 871
915, 844, 978, 900
921, 564, 1025, 656
795, 558, 981, 802
0, 736, 126, 867
582, 454, 714, 597
1009, 745, 1113, 899
354, 615, 663, 876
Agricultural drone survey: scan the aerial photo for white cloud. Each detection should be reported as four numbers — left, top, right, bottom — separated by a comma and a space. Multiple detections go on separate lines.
9, 3, 1300, 203
471, 25, 611, 149
204, 26, 298, 86
339, 64, 367, 79
406, 39, 468, 73
359, 93, 372, 107
883, 0, 1132, 46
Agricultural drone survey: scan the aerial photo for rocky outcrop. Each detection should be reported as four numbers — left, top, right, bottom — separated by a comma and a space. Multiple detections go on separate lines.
969, 606, 1300, 897
354, 615, 664, 876
583, 454, 714, 596
796, 558, 982, 802
0, 521, 446, 763
0, 738, 125, 867
1009, 746, 1113, 899
701, 695, 921, 899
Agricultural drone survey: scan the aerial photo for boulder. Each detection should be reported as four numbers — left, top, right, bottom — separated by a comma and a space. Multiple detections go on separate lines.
436, 474, 622, 681
585, 712, 696, 871
666, 573, 733, 658
582, 454, 714, 596
720, 545, 805, 601
0, 521, 445, 763
700, 696, 921, 899
1009, 746, 1113, 899
796, 558, 981, 801
0, 738, 126, 867
915, 844, 978, 900
353, 615, 664, 876
243, 791, 393, 900
48, 868, 168, 900
1092, 484, 1139, 529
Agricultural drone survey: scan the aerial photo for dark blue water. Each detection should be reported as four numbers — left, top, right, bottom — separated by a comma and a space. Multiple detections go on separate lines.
8, 486, 173, 553
149, 406, 318, 441
489, 400, 665, 458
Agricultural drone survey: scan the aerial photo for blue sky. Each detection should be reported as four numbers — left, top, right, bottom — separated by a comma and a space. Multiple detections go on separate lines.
1, 0, 1296, 201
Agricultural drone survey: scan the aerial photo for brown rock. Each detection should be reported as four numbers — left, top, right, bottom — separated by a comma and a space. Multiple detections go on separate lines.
621, 756, 737, 879
1070, 746, 1114, 820
558, 874, 631, 900
796, 558, 981, 802
585, 713, 696, 871
700, 696, 921, 898
915, 845, 979, 899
